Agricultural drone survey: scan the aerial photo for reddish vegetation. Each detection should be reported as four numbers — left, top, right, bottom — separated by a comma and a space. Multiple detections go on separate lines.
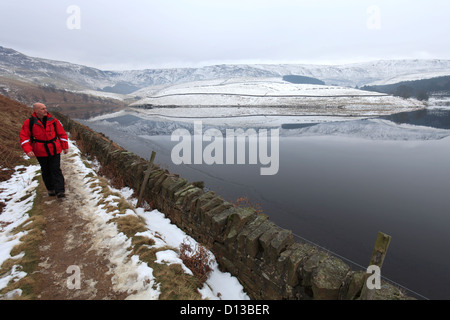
179, 239, 213, 285
0, 77, 126, 119
0, 94, 33, 180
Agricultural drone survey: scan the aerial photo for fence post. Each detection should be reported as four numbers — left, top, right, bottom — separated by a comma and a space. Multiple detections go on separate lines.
137, 151, 156, 207
360, 231, 391, 300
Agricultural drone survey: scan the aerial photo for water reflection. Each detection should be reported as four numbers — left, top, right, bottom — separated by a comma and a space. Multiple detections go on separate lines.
381, 108, 450, 129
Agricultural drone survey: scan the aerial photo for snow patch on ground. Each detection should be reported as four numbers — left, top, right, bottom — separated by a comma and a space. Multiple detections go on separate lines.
0, 164, 40, 295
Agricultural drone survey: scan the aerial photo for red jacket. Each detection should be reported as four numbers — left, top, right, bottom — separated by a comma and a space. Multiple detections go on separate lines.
20, 112, 69, 157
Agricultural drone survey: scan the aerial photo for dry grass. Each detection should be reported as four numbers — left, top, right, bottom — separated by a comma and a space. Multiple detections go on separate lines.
0, 94, 35, 180
153, 263, 203, 300
110, 214, 147, 238
179, 239, 214, 286
111, 213, 204, 300
0, 76, 127, 119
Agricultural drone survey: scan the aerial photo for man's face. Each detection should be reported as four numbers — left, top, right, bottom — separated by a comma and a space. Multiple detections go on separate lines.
34, 104, 47, 119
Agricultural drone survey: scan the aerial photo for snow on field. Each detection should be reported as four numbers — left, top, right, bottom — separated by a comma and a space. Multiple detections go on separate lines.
137, 77, 375, 97
129, 78, 425, 115
0, 141, 249, 300
368, 71, 450, 86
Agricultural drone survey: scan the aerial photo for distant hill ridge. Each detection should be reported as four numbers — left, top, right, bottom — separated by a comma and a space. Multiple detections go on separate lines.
2, 46, 450, 94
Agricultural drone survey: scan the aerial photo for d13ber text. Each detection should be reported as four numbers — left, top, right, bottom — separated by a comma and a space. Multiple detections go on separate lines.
225, 304, 269, 315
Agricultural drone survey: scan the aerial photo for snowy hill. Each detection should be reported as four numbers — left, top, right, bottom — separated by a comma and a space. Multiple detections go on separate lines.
0, 46, 112, 90
2, 45, 450, 94
129, 77, 425, 116
252, 60, 450, 87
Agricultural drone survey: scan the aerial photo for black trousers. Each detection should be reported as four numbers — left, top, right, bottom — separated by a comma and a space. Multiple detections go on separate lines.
37, 153, 65, 194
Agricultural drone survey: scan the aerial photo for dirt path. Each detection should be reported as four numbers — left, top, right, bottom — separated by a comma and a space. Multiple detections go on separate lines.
1, 141, 248, 301
35, 150, 132, 300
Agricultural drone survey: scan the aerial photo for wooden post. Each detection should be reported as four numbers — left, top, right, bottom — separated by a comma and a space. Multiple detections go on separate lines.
369, 231, 391, 268
137, 151, 156, 207
360, 231, 392, 300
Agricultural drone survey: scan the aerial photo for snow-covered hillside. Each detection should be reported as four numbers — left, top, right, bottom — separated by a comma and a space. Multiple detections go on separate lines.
129, 78, 424, 116
253, 60, 450, 87
2, 46, 450, 93
135, 77, 380, 98
367, 71, 450, 86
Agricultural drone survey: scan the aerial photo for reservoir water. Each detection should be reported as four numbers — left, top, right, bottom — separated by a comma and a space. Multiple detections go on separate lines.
81, 106, 450, 300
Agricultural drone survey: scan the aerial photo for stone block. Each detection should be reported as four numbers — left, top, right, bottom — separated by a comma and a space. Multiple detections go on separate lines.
145, 171, 162, 190
341, 271, 366, 300
259, 275, 284, 300
166, 177, 188, 199
191, 191, 216, 216
301, 251, 329, 288
174, 185, 197, 207
236, 214, 268, 254
268, 229, 294, 263
223, 207, 257, 247
151, 172, 169, 193
203, 202, 233, 235
227, 207, 257, 230
311, 255, 350, 300
161, 176, 177, 197
174, 184, 196, 198
245, 220, 274, 258
180, 187, 203, 209
283, 242, 317, 287
258, 223, 282, 260
211, 207, 235, 239
200, 196, 225, 220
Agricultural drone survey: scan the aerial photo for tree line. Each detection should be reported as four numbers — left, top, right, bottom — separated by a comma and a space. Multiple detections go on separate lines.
362, 76, 450, 101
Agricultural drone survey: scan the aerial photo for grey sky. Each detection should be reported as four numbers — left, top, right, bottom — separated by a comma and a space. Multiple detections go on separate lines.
1, 0, 449, 70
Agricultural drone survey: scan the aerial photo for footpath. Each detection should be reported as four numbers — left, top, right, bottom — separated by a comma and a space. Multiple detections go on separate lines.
0, 140, 248, 300
35, 146, 132, 299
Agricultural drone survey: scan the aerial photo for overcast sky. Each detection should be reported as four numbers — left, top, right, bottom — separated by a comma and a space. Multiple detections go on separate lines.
1, 0, 449, 70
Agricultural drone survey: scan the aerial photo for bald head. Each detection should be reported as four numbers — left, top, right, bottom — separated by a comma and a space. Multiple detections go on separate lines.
33, 103, 48, 120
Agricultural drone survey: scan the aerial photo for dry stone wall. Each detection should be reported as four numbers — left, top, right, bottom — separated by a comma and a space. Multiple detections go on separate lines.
54, 112, 409, 300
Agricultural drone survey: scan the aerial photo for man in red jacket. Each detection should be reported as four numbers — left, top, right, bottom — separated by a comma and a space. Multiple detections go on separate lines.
20, 103, 69, 198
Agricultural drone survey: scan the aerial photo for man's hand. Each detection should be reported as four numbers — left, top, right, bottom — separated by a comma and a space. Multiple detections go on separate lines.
63, 149, 69, 154
27, 151, 35, 157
